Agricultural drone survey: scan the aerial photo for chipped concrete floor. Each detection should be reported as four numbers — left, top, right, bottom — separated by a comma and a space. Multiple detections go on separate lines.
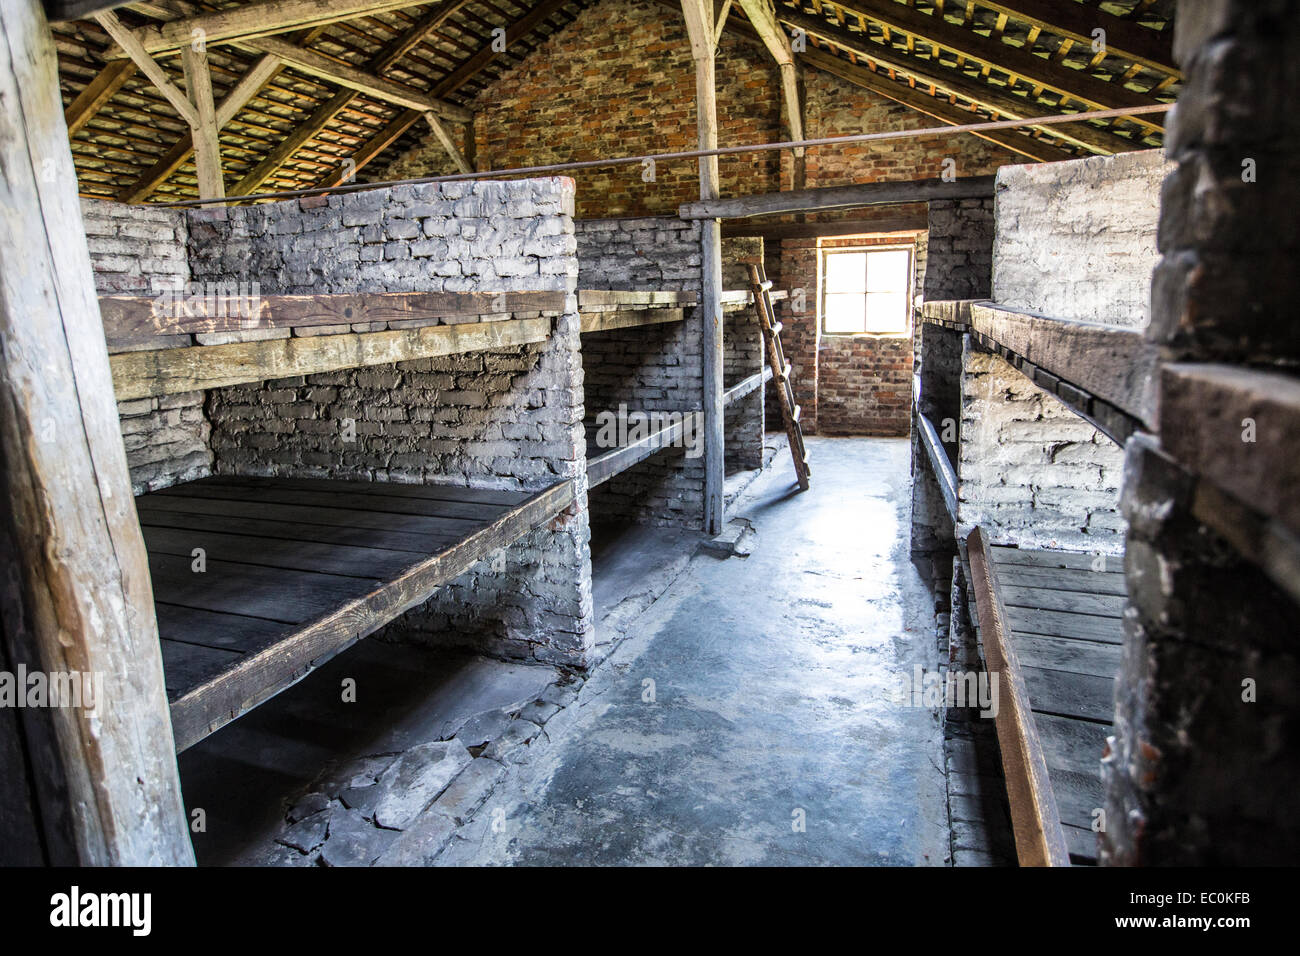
435, 436, 949, 865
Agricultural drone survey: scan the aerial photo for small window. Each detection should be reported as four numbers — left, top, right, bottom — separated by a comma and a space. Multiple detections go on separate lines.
820, 245, 913, 336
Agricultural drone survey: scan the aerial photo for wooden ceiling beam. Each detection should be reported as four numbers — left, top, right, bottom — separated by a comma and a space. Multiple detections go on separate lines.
821, 0, 1167, 131
102, 0, 425, 58
736, 0, 805, 147
64, 59, 136, 137
229, 3, 473, 197
243, 36, 472, 122
974, 0, 1179, 78
429, 0, 572, 98
778, 7, 1140, 155
94, 9, 197, 125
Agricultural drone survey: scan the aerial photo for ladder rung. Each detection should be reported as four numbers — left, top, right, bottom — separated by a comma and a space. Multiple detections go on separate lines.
769, 321, 783, 336
792, 404, 802, 423
758, 280, 773, 291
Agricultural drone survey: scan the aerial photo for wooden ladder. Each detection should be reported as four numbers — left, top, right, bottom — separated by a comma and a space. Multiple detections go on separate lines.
746, 262, 810, 491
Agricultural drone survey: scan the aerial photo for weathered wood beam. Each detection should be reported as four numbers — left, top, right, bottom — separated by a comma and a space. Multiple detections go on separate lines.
64, 59, 135, 137
830, 0, 1166, 132
968, 302, 1158, 429
723, 365, 773, 406
778, 7, 1141, 155
424, 111, 472, 174
110, 316, 552, 400
102, 0, 422, 58
99, 289, 566, 339
180, 43, 222, 199
1, 0, 192, 865
967, 528, 1071, 867
588, 413, 703, 488
579, 306, 686, 334
722, 212, 928, 239
976, 0, 1179, 78
681, 0, 726, 535
915, 409, 957, 522
243, 36, 472, 121
94, 9, 197, 125
681, 174, 995, 219
736, 0, 804, 150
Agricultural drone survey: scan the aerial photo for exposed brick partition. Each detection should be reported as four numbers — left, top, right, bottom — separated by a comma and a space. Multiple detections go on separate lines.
574, 216, 705, 528
923, 199, 994, 301
185, 180, 594, 668
722, 237, 765, 472
1103, 1, 1300, 865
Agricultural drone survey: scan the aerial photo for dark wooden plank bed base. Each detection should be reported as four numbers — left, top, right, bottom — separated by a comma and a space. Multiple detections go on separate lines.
138, 475, 575, 752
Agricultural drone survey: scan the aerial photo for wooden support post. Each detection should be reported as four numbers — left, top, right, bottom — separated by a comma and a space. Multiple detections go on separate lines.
181, 44, 224, 200
0, 0, 193, 865
682, 0, 725, 535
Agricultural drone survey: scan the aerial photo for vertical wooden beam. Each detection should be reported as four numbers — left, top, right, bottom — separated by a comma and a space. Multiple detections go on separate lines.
0, 0, 193, 864
682, 0, 726, 535
181, 43, 223, 199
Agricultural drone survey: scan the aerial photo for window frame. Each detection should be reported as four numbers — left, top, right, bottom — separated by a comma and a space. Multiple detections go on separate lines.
818, 243, 915, 338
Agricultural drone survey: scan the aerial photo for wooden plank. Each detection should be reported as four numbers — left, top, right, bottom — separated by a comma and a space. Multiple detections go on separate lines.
0, 0, 191, 865
1061, 821, 1100, 864
201, 474, 529, 507
577, 290, 695, 307
137, 506, 460, 554
167, 478, 575, 751
916, 409, 957, 522
156, 481, 501, 522
1047, 766, 1108, 835
141, 525, 423, 579
680, 175, 996, 220
136, 493, 481, 538
103, 0, 422, 57
100, 290, 565, 339
1004, 606, 1124, 643
723, 366, 772, 406
110, 315, 551, 400
155, 602, 294, 655
159, 638, 245, 700
993, 562, 1127, 596
146, 551, 379, 623
587, 412, 702, 488
1012, 634, 1122, 679
1001, 584, 1126, 618
723, 214, 929, 240
992, 545, 1123, 573
969, 302, 1158, 428
966, 527, 1070, 867
580, 307, 686, 334
1021, 665, 1116, 723
920, 299, 977, 327
1035, 712, 1112, 779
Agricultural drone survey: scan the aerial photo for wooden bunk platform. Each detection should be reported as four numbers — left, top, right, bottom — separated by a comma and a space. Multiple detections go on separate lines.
967, 528, 1123, 866
137, 474, 574, 752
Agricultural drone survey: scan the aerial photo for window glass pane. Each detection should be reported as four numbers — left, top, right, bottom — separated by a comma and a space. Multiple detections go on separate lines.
824, 252, 867, 293
864, 292, 907, 334
823, 293, 864, 333
866, 249, 911, 294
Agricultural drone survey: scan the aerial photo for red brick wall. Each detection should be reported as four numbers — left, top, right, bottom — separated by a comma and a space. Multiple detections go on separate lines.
375, 0, 1022, 435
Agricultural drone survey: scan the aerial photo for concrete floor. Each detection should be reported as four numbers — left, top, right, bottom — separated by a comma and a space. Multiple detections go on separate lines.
434, 436, 949, 865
